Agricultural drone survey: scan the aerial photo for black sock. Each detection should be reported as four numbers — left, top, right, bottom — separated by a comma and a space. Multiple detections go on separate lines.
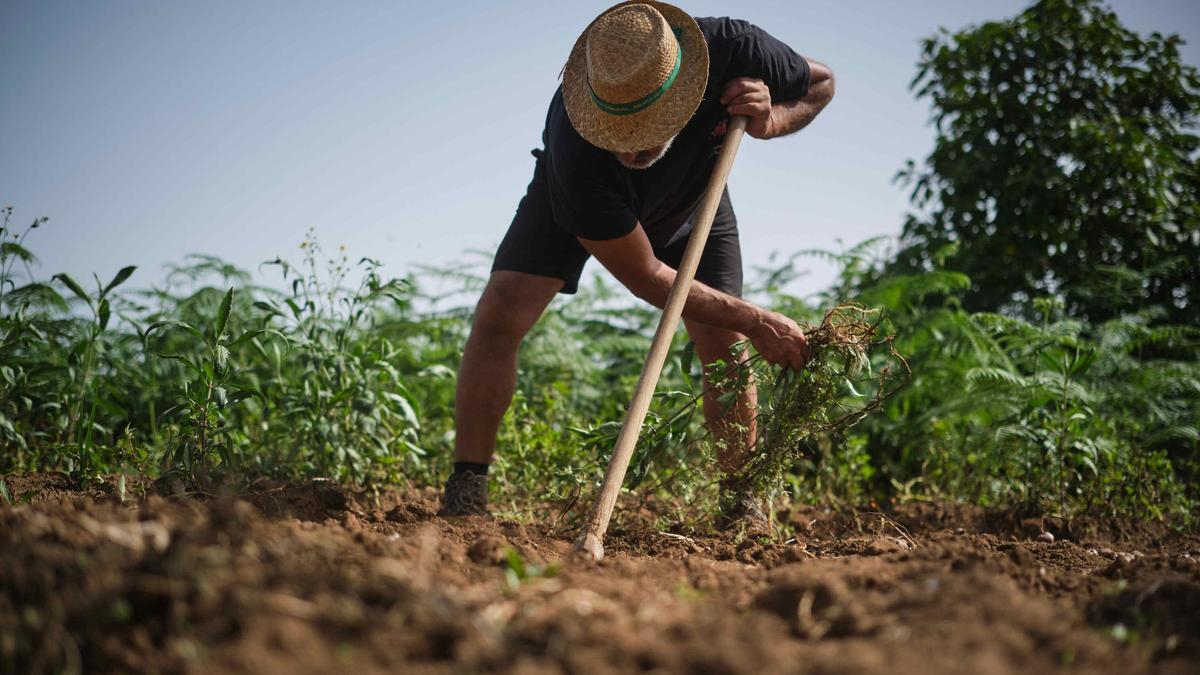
453, 461, 490, 476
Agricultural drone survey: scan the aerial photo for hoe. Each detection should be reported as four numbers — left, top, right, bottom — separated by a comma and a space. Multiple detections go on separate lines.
574, 115, 749, 561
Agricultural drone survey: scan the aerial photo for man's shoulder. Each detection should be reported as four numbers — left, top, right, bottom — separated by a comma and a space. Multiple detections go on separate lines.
694, 17, 759, 46
544, 88, 608, 178
541, 88, 632, 209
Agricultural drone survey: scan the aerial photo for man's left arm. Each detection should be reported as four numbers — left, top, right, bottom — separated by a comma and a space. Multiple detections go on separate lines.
720, 59, 835, 140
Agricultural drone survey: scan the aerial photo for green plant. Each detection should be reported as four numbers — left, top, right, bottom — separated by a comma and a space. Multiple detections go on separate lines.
253, 233, 425, 483
502, 548, 560, 593
144, 288, 275, 486
51, 265, 137, 484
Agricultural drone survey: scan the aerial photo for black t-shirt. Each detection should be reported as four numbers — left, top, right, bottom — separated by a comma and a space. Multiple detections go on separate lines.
542, 17, 810, 247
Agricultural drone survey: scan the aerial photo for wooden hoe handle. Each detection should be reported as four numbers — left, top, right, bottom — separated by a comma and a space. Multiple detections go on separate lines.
574, 116, 750, 561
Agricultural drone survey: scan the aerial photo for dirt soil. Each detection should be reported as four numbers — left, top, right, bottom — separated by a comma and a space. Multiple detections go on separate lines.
2, 473, 1198, 675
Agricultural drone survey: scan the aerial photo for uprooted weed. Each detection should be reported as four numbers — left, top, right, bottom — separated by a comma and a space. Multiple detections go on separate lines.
614, 303, 910, 515
708, 303, 910, 503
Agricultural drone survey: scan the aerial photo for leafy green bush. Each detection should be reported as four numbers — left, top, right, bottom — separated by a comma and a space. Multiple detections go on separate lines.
755, 240, 1198, 521
0, 206, 1195, 521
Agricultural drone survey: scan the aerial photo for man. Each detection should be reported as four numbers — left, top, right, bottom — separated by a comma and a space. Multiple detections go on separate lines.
439, 1, 834, 528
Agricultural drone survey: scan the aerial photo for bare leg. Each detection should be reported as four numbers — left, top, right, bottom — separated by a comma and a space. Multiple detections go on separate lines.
454, 271, 563, 463
683, 318, 758, 474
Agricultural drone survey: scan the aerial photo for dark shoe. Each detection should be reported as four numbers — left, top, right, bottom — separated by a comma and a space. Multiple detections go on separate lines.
437, 470, 490, 517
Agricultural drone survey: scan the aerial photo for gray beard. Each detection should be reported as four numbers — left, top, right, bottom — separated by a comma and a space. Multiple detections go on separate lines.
616, 133, 678, 170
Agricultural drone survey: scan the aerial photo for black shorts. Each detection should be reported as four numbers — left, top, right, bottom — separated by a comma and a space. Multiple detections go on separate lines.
492, 151, 744, 297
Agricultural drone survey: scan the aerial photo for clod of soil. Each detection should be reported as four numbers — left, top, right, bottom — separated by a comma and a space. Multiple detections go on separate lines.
469, 534, 511, 565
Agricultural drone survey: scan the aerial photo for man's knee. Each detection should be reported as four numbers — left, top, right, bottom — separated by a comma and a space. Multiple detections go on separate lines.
470, 272, 562, 347
471, 300, 526, 348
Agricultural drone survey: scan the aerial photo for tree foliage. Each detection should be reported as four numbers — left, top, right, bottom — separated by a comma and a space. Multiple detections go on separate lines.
896, 0, 1200, 322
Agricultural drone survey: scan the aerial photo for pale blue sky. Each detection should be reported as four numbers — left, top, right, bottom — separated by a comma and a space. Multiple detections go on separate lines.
2, 0, 1197, 298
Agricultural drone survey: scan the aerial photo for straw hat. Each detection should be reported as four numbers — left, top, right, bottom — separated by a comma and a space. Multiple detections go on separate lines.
562, 1, 709, 153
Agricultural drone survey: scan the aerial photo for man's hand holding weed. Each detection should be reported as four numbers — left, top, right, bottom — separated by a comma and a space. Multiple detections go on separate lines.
748, 310, 811, 370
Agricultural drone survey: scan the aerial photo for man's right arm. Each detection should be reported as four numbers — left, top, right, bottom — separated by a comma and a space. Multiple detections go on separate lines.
578, 225, 810, 370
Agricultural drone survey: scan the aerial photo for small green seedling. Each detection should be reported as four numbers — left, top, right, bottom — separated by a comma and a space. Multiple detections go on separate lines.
503, 548, 561, 592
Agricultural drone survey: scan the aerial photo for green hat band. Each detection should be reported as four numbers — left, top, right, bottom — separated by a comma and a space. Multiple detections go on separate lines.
588, 33, 682, 117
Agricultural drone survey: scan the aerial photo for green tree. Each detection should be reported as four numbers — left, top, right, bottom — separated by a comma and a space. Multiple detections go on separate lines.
896, 0, 1200, 323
